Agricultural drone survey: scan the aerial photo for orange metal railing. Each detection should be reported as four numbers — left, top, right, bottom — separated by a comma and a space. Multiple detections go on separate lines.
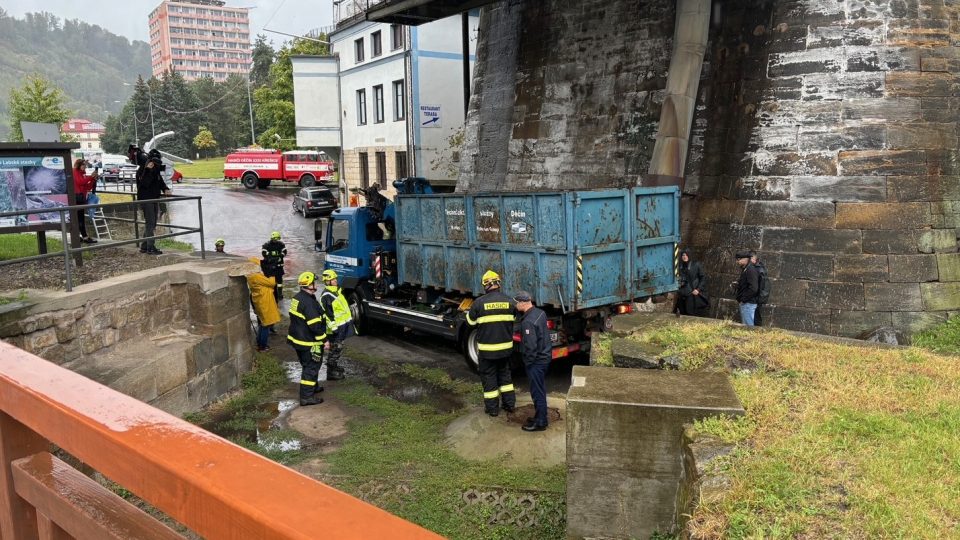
0, 341, 443, 539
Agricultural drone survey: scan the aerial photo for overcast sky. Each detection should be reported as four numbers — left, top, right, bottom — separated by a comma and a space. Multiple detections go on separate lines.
0, 0, 334, 45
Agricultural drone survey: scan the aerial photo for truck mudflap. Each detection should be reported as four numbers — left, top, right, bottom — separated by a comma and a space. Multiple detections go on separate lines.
363, 300, 460, 341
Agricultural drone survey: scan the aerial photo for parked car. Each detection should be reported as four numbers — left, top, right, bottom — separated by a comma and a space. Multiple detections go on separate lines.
118, 164, 138, 183
171, 169, 183, 183
99, 154, 132, 182
292, 186, 338, 218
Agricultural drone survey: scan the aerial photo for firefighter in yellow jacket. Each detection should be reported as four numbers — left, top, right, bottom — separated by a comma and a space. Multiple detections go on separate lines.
288, 271, 327, 406
246, 259, 281, 352
319, 269, 352, 381
466, 270, 517, 416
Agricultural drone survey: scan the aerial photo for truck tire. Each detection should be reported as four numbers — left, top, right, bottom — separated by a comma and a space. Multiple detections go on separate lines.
241, 172, 258, 189
461, 327, 481, 373
257, 179, 271, 189
349, 291, 376, 336
299, 174, 316, 187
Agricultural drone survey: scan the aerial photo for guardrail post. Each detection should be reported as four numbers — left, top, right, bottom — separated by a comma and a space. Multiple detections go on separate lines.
133, 197, 141, 249
59, 211, 73, 292
198, 199, 206, 260
0, 411, 46, 540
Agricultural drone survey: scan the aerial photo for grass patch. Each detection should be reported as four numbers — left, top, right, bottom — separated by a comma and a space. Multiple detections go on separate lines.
591, 333, 613, 366
156, 238, 194, 252
176, 157, 225, 179
630, 321, 960, 539
0, 290, 28, 305
912, 315, 960, 355
325, 380, 566, 539
0, 233, 66, 261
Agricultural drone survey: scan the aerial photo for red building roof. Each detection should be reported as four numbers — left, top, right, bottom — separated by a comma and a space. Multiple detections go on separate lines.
62, 119, 106, 134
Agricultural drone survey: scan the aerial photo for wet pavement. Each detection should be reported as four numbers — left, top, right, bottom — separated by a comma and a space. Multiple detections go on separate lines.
165, 182, 325, 279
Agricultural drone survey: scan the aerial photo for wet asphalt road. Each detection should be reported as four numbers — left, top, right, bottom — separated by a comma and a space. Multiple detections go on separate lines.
170, 180, 577, 394
165, 182, 324, 279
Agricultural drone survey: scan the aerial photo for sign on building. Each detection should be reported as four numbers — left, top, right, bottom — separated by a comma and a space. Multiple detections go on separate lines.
419, 105, 442, 128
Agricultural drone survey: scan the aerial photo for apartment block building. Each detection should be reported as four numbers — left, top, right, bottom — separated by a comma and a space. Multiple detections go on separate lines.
291, 9, 477, 200
148, 0, 252, 81
61, 119, 106, 150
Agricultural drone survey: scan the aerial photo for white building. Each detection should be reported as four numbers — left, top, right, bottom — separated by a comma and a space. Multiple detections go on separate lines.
292, 11, 478, 199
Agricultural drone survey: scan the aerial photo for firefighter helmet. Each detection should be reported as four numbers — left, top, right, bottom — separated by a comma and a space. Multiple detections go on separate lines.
321, 269, 338, 282
481, 270, 501, 288
270, 231, 281, 240
214, 238, 225, 246
298, 271, 317, 287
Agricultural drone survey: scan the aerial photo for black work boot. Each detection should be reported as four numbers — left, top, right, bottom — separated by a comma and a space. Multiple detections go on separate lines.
300, 395, 324, 406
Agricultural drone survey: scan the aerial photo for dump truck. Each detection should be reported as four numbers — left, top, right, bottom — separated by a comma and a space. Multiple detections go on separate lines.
316, 179, 680, 371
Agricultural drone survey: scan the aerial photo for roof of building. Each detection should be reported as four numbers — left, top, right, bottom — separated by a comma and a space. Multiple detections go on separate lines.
62, 119, 106, 134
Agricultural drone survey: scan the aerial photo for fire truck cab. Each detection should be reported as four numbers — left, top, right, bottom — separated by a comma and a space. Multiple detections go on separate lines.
224, 149, 335, 189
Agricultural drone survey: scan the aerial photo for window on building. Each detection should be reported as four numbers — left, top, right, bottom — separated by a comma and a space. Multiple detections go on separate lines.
374, 85, 384, 123
376, 152, 387, 184
355, 38, 364, 63
393, 79, 405, 121
371, 30, 382, 57
391, 25, 404, 50
395, 151, 408, 179
359, 152, 370, 189
357, 89, 367, 125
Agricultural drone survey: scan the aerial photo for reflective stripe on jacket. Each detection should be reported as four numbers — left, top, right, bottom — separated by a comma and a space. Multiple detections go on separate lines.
466, 290, 516, 360
287, 289, 327, 348
320, 286, 352, 332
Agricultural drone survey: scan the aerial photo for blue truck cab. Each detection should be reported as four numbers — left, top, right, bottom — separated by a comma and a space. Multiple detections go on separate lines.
317, 179, 679, 371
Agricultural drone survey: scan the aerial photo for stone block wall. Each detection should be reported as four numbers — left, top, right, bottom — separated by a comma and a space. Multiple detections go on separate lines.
0, 262, 255, 415
458, 0, 675, 192
459, 0, 960, 337
682, 0, 960, 337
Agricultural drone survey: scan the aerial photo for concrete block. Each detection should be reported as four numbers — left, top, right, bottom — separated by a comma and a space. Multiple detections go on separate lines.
761, 228, 861, 254
888, 176, 960, 202
838, 150, 927, 176
887, 72, 960, 98
751, 152, 837, 176
225, 313, 254, 360
743, 201, 836, 229
830, 311, 894, 339
842, 98, 921, 122
780, 253, 835, 280
889, 254, 938, 282
191, 337, 215, 375
150, 387, 192, 419
836, 202, 932, 229
769, 306, 832, 334
566, 366, 743, 540
916, 229, 957, 253
888, 124, 957, 150
921, 282, 960, 311
864, 283, 923, 312
834, 255, 889, 282
936, 253, 960, 281
862, 230, 917, 254
768, 278, 808, 307
892, 311, 948, 337
805, 282, 864, 310
767, 50, 842, 77
797, 125, 885, 152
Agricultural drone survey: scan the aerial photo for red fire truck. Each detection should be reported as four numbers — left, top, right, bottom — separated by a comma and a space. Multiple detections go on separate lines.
224, 149, 335, 189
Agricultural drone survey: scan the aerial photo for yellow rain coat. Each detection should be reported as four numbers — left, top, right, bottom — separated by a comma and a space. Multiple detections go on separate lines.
247, 272, 281, 327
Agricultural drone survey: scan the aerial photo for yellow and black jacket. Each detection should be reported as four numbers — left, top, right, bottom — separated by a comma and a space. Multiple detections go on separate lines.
287, 289, 327, 350
466, 290, 516, 360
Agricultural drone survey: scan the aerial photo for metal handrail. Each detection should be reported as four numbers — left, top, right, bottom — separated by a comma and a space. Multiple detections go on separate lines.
0, 196, 206, 292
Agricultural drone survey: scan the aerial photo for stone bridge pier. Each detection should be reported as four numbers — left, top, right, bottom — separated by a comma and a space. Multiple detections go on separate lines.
460, 0, 960, 338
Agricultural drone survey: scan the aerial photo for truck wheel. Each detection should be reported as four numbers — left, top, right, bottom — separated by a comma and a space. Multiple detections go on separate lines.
349, 292, 375, 336
241, 173, 258, 189
461, 328, 481, 373
299, 174, 316, 187
257, 179, 271, 189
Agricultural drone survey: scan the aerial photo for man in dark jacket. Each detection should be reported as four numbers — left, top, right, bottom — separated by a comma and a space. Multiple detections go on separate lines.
287, 271, 327, 406
514, 291, 550, 432
674, 248, 709, 317
262, 231, 287, 303
466, 270, 517, 417
735, 251, 760, 326
136, 149, 170, 255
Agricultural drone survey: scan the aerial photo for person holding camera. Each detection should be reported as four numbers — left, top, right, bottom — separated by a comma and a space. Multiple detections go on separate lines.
71, 158, 98, 244
137, 149, 171, 255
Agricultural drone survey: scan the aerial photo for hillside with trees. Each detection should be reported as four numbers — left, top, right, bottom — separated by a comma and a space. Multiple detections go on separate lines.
0, 9, 151, 140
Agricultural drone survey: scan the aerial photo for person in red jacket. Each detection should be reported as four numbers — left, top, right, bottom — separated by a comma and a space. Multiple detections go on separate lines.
71, 158, 97, 244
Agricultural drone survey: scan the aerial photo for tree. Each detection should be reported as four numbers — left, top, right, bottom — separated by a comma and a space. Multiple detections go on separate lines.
193, 125, 217, 158
254, 36, 328, 150
7, 74, 71, 141
250, 34, 274, 90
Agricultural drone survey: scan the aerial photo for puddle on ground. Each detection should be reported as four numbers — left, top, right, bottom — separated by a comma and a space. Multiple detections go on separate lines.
200, 399, 302, 453
505, 404, 562, 425
376, 373, 463, 413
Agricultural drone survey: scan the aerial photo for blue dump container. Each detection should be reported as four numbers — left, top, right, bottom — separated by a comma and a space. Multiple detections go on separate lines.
395, 186, 680, 311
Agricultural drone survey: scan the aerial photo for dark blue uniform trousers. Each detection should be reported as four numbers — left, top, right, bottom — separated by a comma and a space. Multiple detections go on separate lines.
525, 362, 549, 427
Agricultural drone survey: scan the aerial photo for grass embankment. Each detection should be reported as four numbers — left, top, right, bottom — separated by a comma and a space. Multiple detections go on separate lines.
175, 157, 225, 179
187, 349, 565, 539
602, 322, 960, 539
